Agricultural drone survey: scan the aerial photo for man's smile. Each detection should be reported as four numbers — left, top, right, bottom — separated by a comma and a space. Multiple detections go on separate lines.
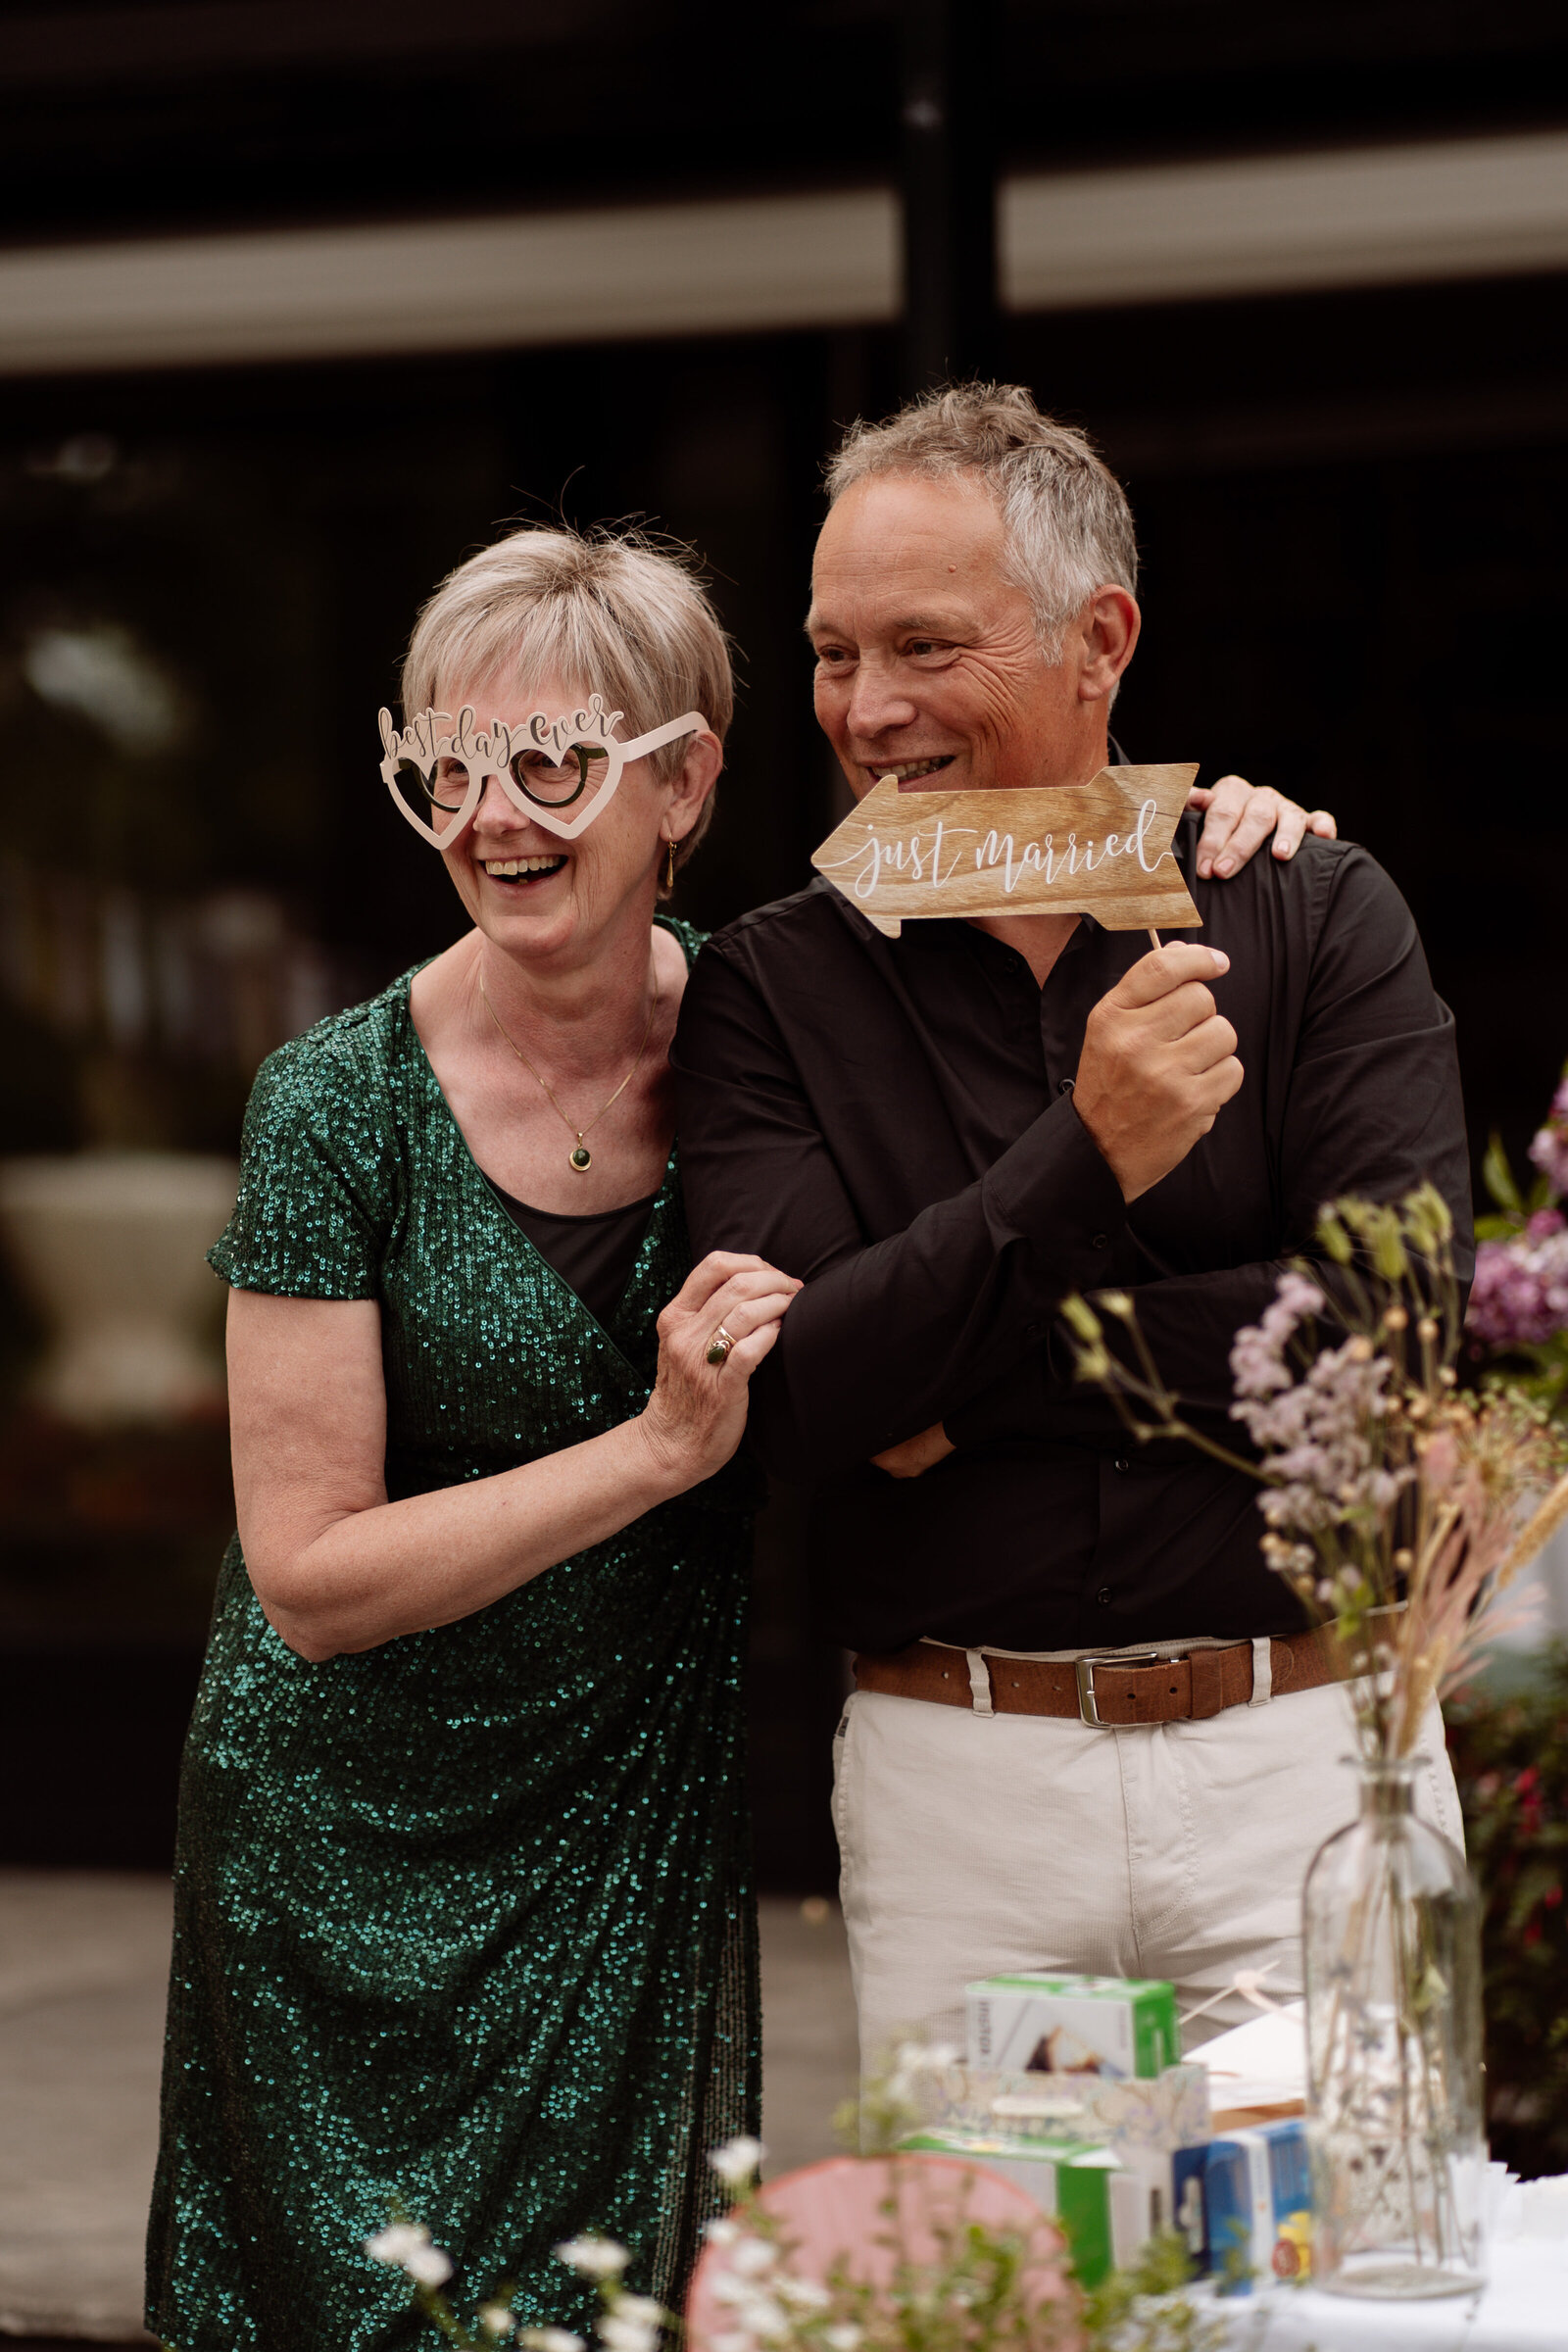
860, 755, 957, 783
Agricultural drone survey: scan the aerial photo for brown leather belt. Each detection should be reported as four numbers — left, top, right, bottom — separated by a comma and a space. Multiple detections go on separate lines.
853, 1629, 1348, 1728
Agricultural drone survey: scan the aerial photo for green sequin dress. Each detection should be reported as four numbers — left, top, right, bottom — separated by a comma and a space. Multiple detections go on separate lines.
146, 920, 760, 2352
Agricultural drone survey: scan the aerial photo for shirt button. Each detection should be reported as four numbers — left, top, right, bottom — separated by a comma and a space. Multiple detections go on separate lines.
1113, 1456, 1130, 1473
1096, 1586, 1112, 1606
1091, 1233, 1108, 1250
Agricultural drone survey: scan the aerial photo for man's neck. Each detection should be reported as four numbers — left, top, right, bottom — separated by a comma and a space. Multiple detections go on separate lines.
961, 725, 1110, 983
967, 909, 1080, 988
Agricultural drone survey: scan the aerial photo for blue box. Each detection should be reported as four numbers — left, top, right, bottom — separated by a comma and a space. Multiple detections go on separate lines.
1171, 2121, 1312, 2293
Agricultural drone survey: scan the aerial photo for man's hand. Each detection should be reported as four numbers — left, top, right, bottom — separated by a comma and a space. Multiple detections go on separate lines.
1074, 944, 1242, 1201
1189, 775, 1337, 880
871, 1422, 956, 1480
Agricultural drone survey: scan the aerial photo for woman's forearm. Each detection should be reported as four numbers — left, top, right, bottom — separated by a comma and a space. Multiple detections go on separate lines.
252, 1413, 681, 1660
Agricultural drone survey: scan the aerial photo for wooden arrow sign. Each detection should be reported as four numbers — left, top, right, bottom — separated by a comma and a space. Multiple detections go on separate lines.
810, 764, 1202, 939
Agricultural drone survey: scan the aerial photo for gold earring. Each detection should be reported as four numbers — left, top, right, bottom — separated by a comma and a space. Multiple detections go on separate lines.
664, 837, 676, 891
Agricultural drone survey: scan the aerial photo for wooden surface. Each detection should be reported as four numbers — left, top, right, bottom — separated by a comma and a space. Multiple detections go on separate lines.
810, 764, 1202, 938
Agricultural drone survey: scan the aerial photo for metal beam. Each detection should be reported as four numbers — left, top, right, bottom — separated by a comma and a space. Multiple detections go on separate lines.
0, 131, 1564, 378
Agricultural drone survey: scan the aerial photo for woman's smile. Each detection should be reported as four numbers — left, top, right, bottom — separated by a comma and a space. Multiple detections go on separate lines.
477, 852, 569, 888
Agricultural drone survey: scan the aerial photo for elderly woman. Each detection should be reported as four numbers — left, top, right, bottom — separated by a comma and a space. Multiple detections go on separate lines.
147, 528, 798, 2352
145, 522, 1326, 2352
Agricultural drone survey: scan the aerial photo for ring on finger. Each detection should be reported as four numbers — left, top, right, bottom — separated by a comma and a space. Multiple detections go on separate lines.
706, 1324, 737, 1368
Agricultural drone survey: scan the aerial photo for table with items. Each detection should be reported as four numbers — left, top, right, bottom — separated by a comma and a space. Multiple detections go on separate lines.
1195, 2219, 1568, 2349
895, 1971, 1568, 2343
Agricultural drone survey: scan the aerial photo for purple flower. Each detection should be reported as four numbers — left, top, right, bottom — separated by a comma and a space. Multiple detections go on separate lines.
1231, 1271, 1409, 1544
1467, 1227, 1568, 1349
1229, 1273, 1325, 1399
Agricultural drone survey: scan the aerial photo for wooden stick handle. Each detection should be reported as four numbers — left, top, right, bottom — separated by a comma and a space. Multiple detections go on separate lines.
1148, 927, 1162, 951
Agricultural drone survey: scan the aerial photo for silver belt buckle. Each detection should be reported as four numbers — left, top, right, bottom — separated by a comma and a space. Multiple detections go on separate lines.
1075, 1649, 1162, 1726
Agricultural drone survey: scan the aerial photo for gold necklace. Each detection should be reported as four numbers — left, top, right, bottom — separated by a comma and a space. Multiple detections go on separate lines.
478, 963, 660, 1174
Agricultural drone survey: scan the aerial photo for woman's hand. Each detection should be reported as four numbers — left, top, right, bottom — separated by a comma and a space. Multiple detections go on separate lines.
637, 1251, 802, 1488
1188, 775, 1337, 880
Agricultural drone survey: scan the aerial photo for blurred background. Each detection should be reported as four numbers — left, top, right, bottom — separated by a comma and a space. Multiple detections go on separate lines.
0, 6, 1566, 2328
4, 0, 1568, 1888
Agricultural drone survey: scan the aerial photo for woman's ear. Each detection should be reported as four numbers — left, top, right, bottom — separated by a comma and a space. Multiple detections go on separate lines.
664, 728, 723, 842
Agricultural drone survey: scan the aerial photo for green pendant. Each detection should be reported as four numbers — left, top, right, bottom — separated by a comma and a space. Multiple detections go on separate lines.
569, 1144, 592, 1172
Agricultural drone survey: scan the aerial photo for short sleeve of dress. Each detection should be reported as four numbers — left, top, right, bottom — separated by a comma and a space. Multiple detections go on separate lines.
209, 1016, 395, 1300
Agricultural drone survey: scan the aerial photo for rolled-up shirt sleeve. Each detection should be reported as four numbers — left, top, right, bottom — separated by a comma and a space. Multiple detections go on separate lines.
672, 938, 1134, 1484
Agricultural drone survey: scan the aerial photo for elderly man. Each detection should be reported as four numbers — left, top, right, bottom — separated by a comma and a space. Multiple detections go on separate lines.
671, 383, 1471, 2064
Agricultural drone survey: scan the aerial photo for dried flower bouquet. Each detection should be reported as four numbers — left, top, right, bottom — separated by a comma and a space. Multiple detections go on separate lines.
1061, 1184, 1568, 1761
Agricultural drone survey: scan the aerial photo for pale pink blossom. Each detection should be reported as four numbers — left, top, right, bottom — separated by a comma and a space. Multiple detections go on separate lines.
1528, 1075, 1568, 1195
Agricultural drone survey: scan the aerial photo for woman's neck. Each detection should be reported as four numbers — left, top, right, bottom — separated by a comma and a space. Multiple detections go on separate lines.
455, 905, 662, 1081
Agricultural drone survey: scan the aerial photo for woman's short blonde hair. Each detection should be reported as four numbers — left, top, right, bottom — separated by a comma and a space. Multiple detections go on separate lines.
401, 524, 734, 882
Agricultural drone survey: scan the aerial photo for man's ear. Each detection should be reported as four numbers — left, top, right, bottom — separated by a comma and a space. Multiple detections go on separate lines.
1077, 587, 1141, 706
664, 727, 723, 842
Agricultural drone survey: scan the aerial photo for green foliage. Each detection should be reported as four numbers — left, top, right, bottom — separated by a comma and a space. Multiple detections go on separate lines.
1480, 1129, 1554, 1234
1447, 1650, 1568, 2178
1483, 1132, 1521, 1219
813, 2209, 1078, 2352
1079, 2231, 1226, 2352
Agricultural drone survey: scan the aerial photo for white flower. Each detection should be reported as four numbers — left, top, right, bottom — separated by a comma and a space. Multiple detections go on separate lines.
478, 2306, 516, 2341
774, 2275, 831, 2311
704, 2217, 741, 2244
736, 2298, 791, 2343
520, 2331, 585, 2352
894, 2039, 958, 2073
404, 2244, 455, 2287
710, 2333, 754, 2352
612, 2296, 665, 2328
824, 2328, 862, 2352
728, 2237, 777, 2278
710, 2286, 789, 2342
555, 2236, 630, 2280
365, 2223, 430, 2268
598, 2315, 659, 2352
709, 2135, 766, 2186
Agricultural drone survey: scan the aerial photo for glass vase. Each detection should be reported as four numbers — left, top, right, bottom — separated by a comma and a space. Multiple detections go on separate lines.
1302, 1756, 1486, 2298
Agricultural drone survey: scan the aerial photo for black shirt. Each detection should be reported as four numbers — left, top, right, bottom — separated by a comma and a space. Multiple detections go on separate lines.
487, 1182, 659, 1328
670, 816, 1473, 1654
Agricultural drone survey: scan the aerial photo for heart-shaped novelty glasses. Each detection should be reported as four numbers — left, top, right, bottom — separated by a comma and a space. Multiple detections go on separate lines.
378, 696, 708, 848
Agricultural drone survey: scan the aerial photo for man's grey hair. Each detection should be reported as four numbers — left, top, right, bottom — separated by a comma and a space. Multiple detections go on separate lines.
824, 382, 1138, 660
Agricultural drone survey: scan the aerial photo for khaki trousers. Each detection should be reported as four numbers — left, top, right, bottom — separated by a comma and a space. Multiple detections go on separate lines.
830, 1669, 1462, 2073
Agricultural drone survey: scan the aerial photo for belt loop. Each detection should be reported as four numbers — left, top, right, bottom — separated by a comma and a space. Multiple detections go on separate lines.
965, 1648, 996, 1718
1249, 1636, 1273, 1706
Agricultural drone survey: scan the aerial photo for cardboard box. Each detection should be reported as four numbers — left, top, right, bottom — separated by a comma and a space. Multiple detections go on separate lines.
966, 1972, 1180, 2080
981, 2061, 1211, 2155
902, 2128, 1145, 2288
1171, 2120, 1313, 2293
